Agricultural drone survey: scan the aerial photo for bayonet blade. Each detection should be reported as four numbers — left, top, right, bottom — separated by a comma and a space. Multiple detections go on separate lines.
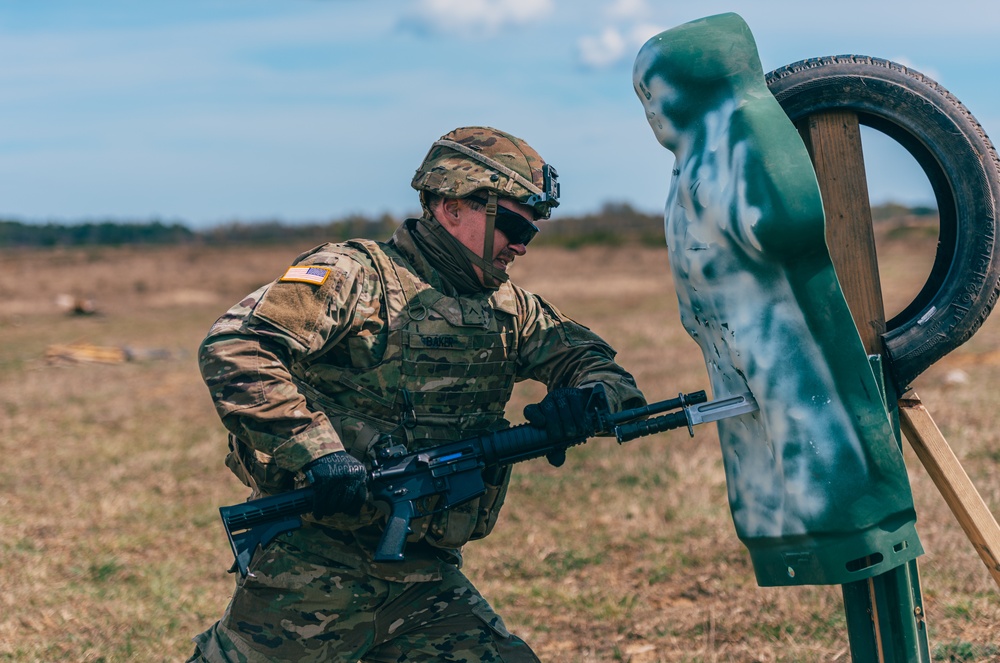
685, 392, 759, 426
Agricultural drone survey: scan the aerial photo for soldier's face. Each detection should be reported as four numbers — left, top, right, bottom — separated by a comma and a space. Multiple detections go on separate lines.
452, 198, 532, 282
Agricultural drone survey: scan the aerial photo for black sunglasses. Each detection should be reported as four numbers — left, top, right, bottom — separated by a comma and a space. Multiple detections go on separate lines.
467, 196, 539, 246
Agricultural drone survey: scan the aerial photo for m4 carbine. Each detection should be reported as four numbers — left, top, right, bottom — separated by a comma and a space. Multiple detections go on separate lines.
219, 386, 757, 576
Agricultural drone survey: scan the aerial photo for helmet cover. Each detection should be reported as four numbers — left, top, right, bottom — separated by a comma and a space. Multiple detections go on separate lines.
411, 126, 559, 219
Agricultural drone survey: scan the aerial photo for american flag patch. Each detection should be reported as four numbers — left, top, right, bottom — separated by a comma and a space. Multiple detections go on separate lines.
279, 265, 331, 285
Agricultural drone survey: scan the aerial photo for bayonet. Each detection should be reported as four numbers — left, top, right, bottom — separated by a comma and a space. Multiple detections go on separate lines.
613, 392, 758, 442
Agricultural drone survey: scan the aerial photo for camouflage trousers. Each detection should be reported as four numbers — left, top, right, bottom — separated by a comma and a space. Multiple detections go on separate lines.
188, 537, 540, 663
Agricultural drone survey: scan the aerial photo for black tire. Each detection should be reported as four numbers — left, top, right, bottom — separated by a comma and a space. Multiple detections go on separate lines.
765, 55, 1000, 393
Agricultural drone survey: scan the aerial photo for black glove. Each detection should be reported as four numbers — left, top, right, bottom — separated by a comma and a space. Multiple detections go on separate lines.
303, 451, 369, 518
523, 387, 594, 466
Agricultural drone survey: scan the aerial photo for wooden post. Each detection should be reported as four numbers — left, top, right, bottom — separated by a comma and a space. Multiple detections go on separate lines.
799, 110, 930, 663
802, 109, 887, 351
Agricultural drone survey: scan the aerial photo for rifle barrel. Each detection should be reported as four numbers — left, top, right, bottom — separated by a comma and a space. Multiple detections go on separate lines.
607, 390, 707, 426
615, 410, 689, 442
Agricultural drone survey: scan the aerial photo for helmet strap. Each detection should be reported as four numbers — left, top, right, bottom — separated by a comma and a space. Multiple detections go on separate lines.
480, 192, 501, 289
456, 191, 509, 291
414, 198, 509, 293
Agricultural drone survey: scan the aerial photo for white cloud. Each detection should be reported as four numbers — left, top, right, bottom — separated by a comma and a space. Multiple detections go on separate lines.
577, 27, 627, 69
576, 21, 665, 70
629, 22, 666, 47
605, 0, 649, 20
404, 0, 555, 36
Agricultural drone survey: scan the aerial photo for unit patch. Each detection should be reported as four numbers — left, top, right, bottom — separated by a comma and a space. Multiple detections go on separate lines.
280, 266, 332, 285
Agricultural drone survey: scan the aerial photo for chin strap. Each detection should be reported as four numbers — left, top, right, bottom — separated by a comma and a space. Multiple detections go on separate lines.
419, 191, 509, 291
480, 192, 502, 289
453, 192, 509, 290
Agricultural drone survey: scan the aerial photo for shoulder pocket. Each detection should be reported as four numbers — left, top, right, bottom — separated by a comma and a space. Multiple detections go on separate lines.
253, 269, 348, 347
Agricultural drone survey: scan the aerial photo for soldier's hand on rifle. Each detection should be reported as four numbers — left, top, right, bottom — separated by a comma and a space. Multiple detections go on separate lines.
524, 387, 594, 466
303, 451, 370, 518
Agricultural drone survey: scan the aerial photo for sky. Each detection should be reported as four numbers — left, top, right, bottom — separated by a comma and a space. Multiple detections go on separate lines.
3, 0, 1000, 228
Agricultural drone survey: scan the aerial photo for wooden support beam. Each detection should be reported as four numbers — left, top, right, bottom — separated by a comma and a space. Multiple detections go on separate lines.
898, 394, 1000, 590
798, 110, 886, 352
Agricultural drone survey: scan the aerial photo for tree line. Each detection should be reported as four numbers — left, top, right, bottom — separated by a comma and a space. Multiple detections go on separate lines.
0, 203, 935, 249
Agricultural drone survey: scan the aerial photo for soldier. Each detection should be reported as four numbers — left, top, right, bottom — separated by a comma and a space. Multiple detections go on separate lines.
188, 126, 646, 662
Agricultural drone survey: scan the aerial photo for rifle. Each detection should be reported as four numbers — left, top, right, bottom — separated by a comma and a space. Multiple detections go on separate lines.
218, 386, 757, 576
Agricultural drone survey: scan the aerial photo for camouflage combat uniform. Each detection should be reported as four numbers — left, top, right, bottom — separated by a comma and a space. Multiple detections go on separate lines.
189, 219, 644, 662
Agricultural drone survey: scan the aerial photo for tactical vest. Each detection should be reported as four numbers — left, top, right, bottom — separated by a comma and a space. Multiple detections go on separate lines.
290, 239, 521, 549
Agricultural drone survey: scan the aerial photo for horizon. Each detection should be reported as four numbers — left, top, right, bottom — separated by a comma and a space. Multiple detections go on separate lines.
1, 199, 939, 233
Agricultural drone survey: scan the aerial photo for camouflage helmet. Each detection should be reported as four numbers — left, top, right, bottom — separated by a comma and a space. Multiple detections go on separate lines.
411, 126, 560, 219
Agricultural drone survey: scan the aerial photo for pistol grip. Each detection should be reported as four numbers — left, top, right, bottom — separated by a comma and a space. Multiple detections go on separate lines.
373, 502, 415, 562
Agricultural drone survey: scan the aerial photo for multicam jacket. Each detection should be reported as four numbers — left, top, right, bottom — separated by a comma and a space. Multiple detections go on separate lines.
200, 219, 645, 580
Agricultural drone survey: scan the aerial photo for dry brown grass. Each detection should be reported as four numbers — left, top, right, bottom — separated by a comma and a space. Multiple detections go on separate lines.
0, 228, 997, 662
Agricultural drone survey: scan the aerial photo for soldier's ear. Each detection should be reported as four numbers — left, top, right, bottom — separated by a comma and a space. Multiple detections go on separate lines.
439, 197, 463, 228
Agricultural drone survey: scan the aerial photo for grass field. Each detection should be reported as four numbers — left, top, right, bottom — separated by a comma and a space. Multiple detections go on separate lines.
1, 225, 998, 662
